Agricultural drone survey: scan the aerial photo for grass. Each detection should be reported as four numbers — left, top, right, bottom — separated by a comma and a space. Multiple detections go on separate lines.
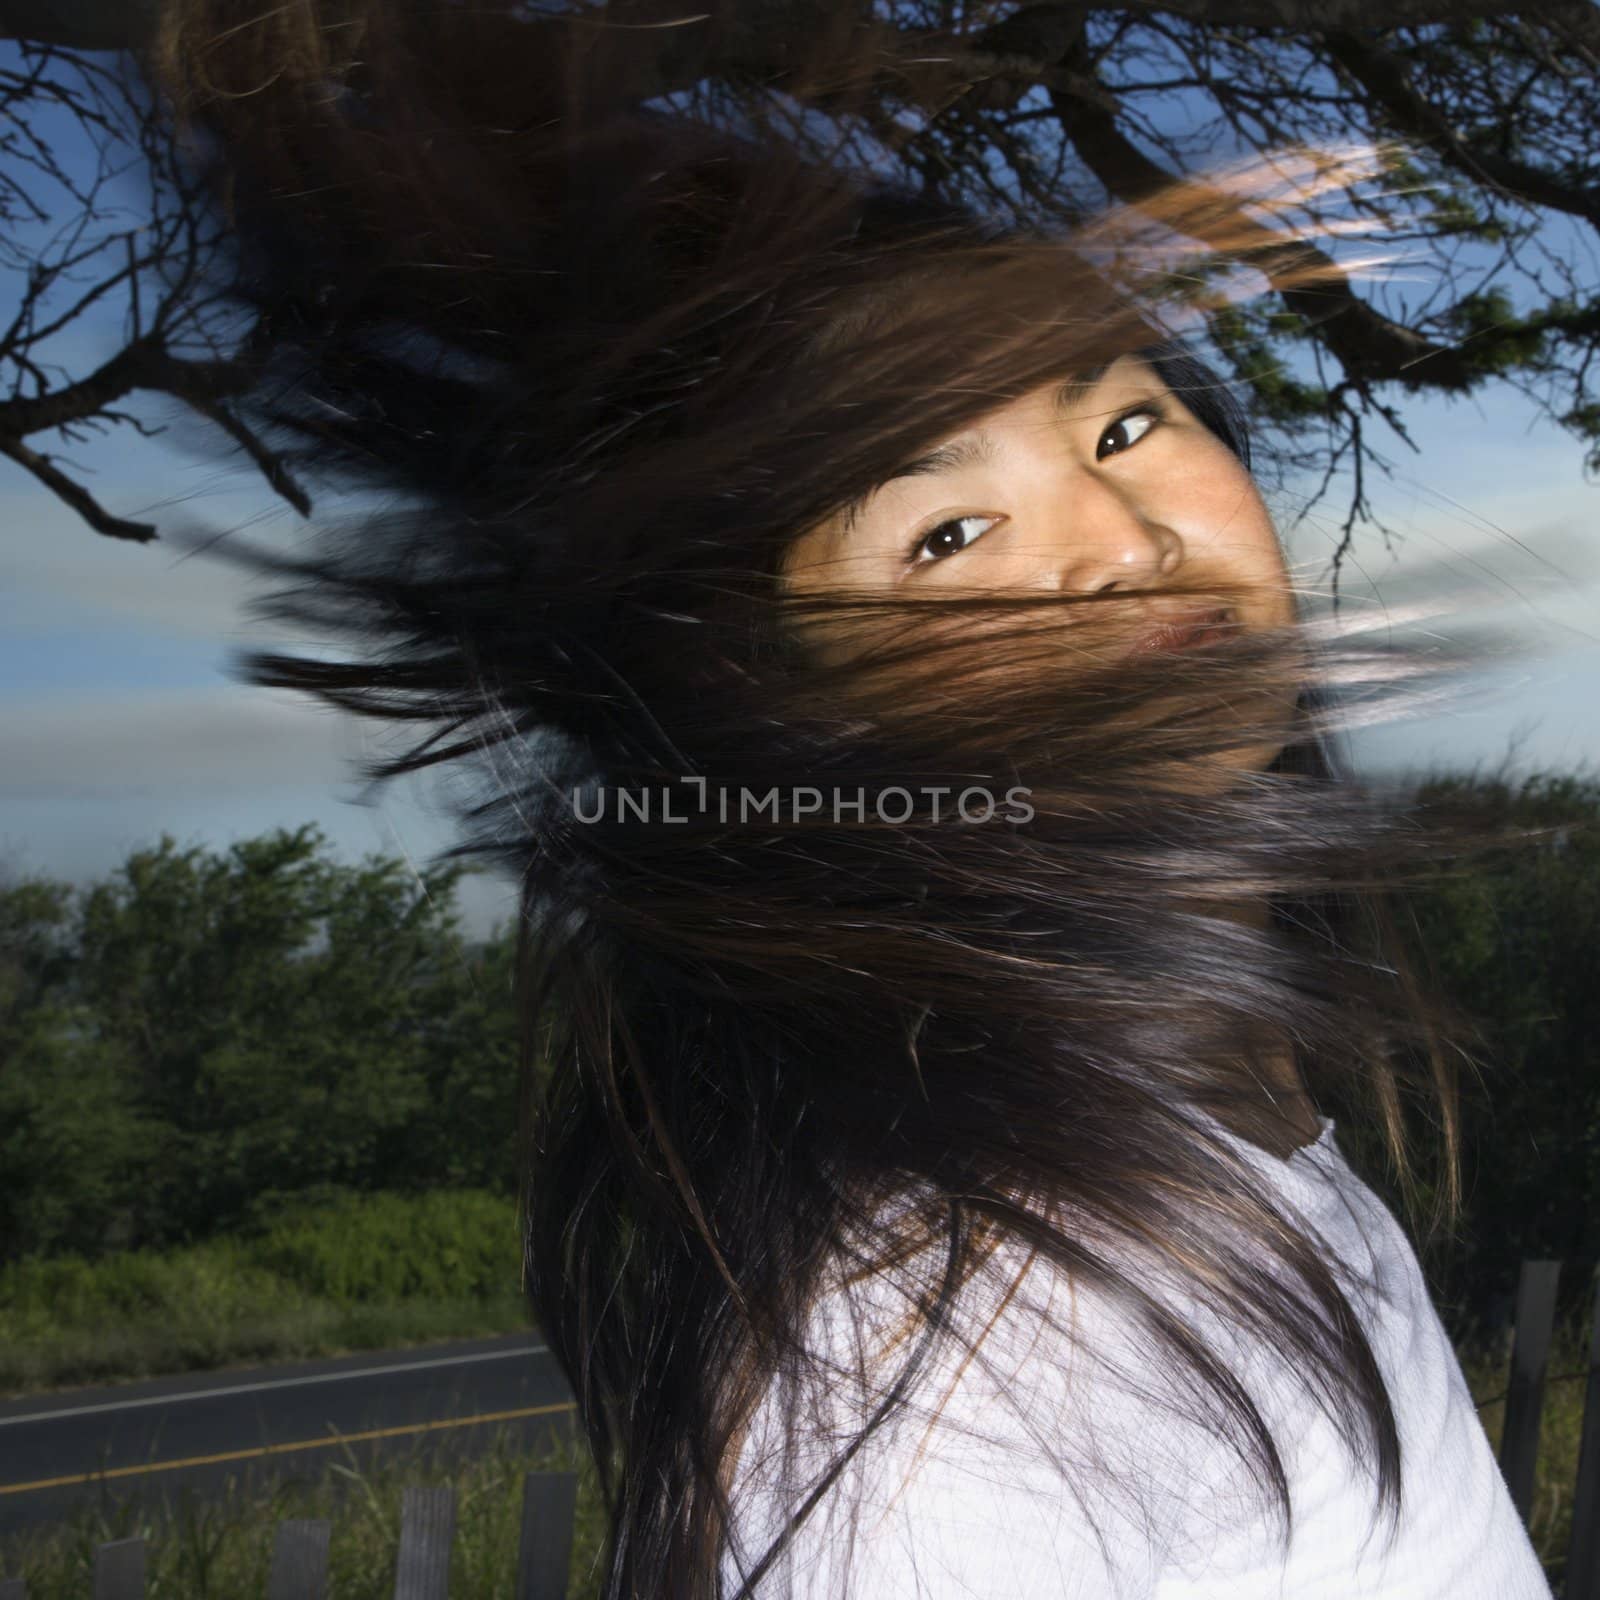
0, 1425, 609, 1600
0, 1293, 534, 1401
0, 1191, 529, 1399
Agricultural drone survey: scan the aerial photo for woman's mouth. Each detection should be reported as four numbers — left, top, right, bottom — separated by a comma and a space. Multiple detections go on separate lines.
1132, 607, 1237, 653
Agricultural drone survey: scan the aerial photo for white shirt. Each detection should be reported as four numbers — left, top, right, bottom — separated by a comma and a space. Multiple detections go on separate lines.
722, 1115, 1553, 1598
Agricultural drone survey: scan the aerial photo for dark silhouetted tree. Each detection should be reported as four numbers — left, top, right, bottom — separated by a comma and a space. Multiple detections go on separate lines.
2, 2, 1598, 570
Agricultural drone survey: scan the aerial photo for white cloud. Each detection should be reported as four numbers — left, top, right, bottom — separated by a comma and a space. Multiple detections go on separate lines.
0, 683, 519, 939
0, 684, 353, 794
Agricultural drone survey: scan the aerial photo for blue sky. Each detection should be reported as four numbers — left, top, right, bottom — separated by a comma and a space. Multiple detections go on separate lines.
4, 48, 1598, 941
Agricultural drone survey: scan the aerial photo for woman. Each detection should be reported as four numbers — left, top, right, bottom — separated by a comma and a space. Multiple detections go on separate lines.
726, 348, 1540, 1597
145, 4, 1553, 1595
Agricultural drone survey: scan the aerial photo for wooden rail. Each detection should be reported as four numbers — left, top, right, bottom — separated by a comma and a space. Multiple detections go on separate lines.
1504, 1262, 1600, 1600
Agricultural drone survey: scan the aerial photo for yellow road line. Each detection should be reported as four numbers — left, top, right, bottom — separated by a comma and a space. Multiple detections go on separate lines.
0, 1400, 577, 1496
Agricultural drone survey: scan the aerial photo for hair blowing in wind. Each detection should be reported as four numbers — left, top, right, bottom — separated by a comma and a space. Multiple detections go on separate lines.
137, 6, 1535, 1597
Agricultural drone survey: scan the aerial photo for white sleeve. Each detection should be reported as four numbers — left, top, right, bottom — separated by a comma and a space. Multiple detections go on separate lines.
723, 1239, 1230, 1600
730, 1405, 1168, 1599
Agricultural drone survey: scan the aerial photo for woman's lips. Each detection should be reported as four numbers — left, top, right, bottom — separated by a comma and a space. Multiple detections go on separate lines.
1132, 606, 1237, 653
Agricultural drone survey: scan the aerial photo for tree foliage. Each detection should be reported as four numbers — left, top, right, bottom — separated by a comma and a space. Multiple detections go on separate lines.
0, 825, 521, 1260
0, 782, 1594, 1341
1388, 768, 1600, 1332
1, 1, 1597, 567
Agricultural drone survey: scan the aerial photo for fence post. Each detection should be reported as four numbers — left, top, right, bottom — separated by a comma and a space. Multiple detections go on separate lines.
392, 1485, 456, 1600
1565, 1268, 1600, 1600
515, 1472, 578, 1600
268, 1519, 332, 1600
92, 1538, 146, 1600
1500, 1258, 1561, 1526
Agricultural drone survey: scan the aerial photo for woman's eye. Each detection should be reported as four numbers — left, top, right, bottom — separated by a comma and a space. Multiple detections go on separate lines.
910, 514, 1001, 565
1096, 408, 1159, 461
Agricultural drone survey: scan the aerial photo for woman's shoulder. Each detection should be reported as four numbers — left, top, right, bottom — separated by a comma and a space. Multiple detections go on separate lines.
761, 1122, 1377, 1459
724, 1179, 1270, 1597
798, 1113, 1403, 1420
724, 1227, 1212, 1599
724, 1122, 1531, 1599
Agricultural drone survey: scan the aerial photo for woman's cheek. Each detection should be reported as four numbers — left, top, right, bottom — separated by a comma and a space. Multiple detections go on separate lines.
1180, 475, 1289, 624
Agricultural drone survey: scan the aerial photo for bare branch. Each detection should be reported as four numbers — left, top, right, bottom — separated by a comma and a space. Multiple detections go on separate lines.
176, 393, 314, 519
0, 38, 315, 540
2, 1, 1598, 552
2, 333, 169, 435
1323, 29, 1600, 232
0, 429, 157, 540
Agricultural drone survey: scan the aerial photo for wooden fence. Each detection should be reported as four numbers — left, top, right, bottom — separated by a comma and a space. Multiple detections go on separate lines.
2, 1257, 1597, 1598
1503, 1259, 1600, 1600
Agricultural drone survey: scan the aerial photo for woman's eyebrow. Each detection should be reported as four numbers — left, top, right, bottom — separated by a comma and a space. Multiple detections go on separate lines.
1055, 363, 1113, 412
840, 433, 1000, 533
837, 362, 1122, 532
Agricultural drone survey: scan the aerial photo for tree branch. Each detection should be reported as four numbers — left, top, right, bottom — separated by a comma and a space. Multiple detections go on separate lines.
0, 1, 163, 51
1125, 0, 1593, 34
0, 429, 157, 540
0, 335, 168, 437
0, 330, 313, 533
1047, 48, 1483, 394
4, 0, 1583, 71
180, 393, 313, 518
1323, 28, 1600, 233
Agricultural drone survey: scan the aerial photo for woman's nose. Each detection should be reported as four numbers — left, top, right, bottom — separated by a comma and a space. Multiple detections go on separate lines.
1037, 472, 1183, 594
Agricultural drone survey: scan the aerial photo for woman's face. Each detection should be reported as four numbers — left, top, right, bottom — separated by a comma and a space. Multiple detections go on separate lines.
779, 354, 1298, 770
783, 355, 1290, 628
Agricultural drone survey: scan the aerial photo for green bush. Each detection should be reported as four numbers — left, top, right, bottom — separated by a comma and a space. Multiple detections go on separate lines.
1395, 769, 1600, 1334
0, 1189, 526, 1393
0, 1238, 304, 1344
248, 1189, 520, 1303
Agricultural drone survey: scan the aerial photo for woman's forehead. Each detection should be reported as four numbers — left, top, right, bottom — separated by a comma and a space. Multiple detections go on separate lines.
1060, 353, 1160, 406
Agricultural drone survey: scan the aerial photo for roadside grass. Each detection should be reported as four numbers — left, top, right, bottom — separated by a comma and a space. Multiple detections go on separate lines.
0, 1424, 608, 1600
0, 1191, 528, 1399
0, 1294, 534, 1400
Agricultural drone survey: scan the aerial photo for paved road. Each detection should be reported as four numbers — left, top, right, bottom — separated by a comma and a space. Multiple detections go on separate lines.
0, 1334, 575, 1533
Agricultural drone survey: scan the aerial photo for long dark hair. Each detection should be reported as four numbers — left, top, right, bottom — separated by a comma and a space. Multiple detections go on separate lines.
142, 8, 1502, 1596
